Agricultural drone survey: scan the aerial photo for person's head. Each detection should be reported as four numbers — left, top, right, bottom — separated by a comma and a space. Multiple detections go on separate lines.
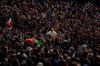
73, 57, 80, 64
82, 52, 89, 58
96, 55, 100, 61
71, 62, 80, 66
36, 62, 43, 66
51, 28, 54, 31
63, 54, 68, 59
61, 59, 68, 66
67, 50, 72, 57
12, 58, 20, 66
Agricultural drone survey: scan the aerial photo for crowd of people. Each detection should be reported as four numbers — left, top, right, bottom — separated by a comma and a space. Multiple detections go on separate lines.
0, 0, 100, 66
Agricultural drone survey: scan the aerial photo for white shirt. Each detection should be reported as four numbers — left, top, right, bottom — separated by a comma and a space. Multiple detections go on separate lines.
78, 44, 88, 54
46, 31, 57, 37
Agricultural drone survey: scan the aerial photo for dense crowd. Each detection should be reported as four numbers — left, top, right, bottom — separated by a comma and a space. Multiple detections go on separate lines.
0, 0, 100, 66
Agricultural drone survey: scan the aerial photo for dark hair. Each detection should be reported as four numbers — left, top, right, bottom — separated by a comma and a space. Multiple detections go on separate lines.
11, 58, 20, 66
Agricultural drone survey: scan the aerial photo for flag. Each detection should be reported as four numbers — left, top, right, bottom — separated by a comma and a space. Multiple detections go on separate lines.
6, 18, 12, 28
25, 38, 35, 43
34, 39, 42, 46
24, 38, 42, 46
